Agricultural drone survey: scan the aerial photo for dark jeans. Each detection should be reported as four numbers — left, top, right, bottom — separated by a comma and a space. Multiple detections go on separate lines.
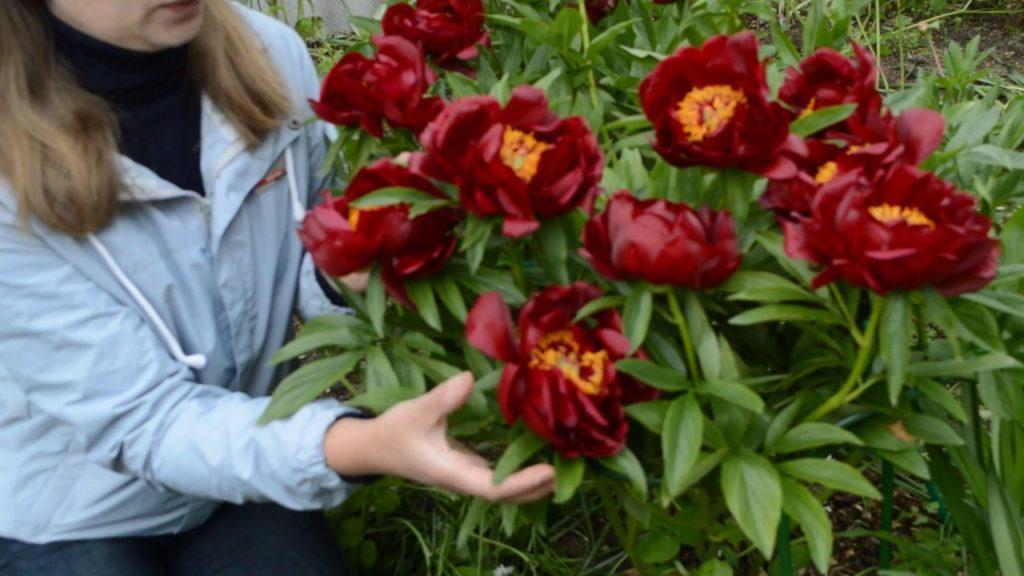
0, 503, 353, 576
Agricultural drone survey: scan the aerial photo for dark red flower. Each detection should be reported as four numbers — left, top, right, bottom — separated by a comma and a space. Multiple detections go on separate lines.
581, 191, 741, 289
779, 44, 883, 131
466, 283, 657, 458
298, 160, 460, 302
583, 0, 619, 23
782, 166, 999, 296
639, 32, 801, 178
760, 139, 847, 218
415, 86, 603, 237
309, 35, 444, 137
382, 0, 488, 69
762, 107, 946, 220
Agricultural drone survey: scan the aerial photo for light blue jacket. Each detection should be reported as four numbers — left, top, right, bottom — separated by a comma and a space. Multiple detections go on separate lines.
0, 6, 360, 544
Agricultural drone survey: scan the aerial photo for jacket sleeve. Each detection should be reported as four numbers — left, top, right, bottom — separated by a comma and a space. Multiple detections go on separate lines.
0, 212, 359, 510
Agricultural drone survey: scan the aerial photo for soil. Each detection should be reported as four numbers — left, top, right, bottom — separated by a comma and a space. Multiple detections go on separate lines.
875, 8, 1024, 86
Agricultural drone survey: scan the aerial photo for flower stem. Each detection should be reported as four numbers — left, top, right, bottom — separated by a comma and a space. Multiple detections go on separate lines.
829, 284, 864, 345
576, 0, 600, 107
505, 242, 526, 294
802, 295, 885, 424
666, 289, 701, 381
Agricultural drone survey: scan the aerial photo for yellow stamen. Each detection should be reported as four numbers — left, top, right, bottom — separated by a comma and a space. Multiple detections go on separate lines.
500, 128, 550, 182
799, 97, 817, 118
346, 205, 385, 231
814, 161, 839, 184
846, 144, 865, 155
868, 203, 936, 229
528, 330, 609, 396
675, 85, 747, 143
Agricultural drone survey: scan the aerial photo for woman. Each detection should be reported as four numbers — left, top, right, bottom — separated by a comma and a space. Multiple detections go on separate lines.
0, 1, 555, 574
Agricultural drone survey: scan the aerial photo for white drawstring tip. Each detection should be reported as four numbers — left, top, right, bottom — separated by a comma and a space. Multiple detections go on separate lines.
181, 354, 208, 371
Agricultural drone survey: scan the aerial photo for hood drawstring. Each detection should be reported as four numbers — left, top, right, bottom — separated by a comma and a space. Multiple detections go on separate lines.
87, 234, 208, 372
86, 143, 306, 372
285, 145, 307, 224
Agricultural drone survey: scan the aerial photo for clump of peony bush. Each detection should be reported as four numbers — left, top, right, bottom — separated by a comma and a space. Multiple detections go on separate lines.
265, 0, 1024, 572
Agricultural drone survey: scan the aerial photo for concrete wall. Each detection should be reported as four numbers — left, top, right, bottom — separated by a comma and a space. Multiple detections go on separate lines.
273, 0, 381, 33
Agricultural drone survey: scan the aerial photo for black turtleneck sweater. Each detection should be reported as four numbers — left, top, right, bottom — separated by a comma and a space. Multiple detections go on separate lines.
51, 15, 206, 196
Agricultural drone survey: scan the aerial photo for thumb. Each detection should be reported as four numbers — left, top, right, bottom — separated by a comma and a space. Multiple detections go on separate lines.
422, 371, 475, 419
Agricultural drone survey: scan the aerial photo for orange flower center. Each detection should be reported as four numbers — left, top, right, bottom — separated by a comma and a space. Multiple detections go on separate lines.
799, 97, 817, 119
814, 161, 839, 184
675, 85, 747, 143
346, 206, 384, 231
868, 203, 936, 229
528, 330, 609, 396
500, 128, 549, 182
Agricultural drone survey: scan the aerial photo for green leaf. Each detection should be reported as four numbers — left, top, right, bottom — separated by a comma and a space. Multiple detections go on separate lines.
270, 326, 370, 365
765, 400, 803, 450
406, 280, 441, 331
908, 353, 1020, 378
350, 186, 448, 209
445, 72, 481, 98
723, 271, 820, 304
881, 293, 911, 405
615, 359, 688, 392
963, 290, 1024, 320
771, 423, 864, 454
597, 447, 647, 498
434, 276, 467, 322
258, 352, 362, 424
587, 18, 639, 56
729, 304, 843, 326
663, 394, 704, 499
536, 220, 569, 285
636, 531, 680, 565
619, 45, 666, 61
625, 400, 670, 434
697, 381, 765, 413
922, 289, 962, 359
499, 503, 517, 538
770, 22, 801, 67
789, 103, 857, 137
878, 448, 931, 480
781, 477, 832, 573
623, 284, 653, 353
914, 379, 968, 423
962, 143, 1024, 171
366, 267, 386, 337
462, 216, 493, 274
347, 384, 418, 414
532, 67, 563, 91
553, 453, 585, 504
573, 295, 626, 323
456, 498, 490, 551
493, 431, 546, 485
987, 472, 1024, 576
777, 458, 882, 499
664, 449, 727, 502
903, 414, 964, 446
721, 449, 783, 559
696, 560, 733, 576
685, 292, 721, 380
365, 345, 400, 389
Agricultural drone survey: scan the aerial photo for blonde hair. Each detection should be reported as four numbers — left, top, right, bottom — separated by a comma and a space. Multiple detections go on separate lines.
0, 0, 292, 236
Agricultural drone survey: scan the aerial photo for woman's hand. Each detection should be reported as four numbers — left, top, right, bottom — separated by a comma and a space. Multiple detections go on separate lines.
323, 372, 556, 503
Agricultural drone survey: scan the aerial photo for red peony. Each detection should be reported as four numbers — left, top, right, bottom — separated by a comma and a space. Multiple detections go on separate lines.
762, 106, 946, 220
298, 160, 460, 303
582, 191, 741, 289
583, 0, 619, 23
639, 32, 801, 178
414, 86, 603, 238
782, 166, 999, 296
382, 0, 488, 69
779, 44, 883, 131
466, 283, 657, 458
309, 35, 444, 137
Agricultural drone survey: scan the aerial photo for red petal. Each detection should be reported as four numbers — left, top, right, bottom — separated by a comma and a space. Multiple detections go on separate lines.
466, 292, 519, 361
